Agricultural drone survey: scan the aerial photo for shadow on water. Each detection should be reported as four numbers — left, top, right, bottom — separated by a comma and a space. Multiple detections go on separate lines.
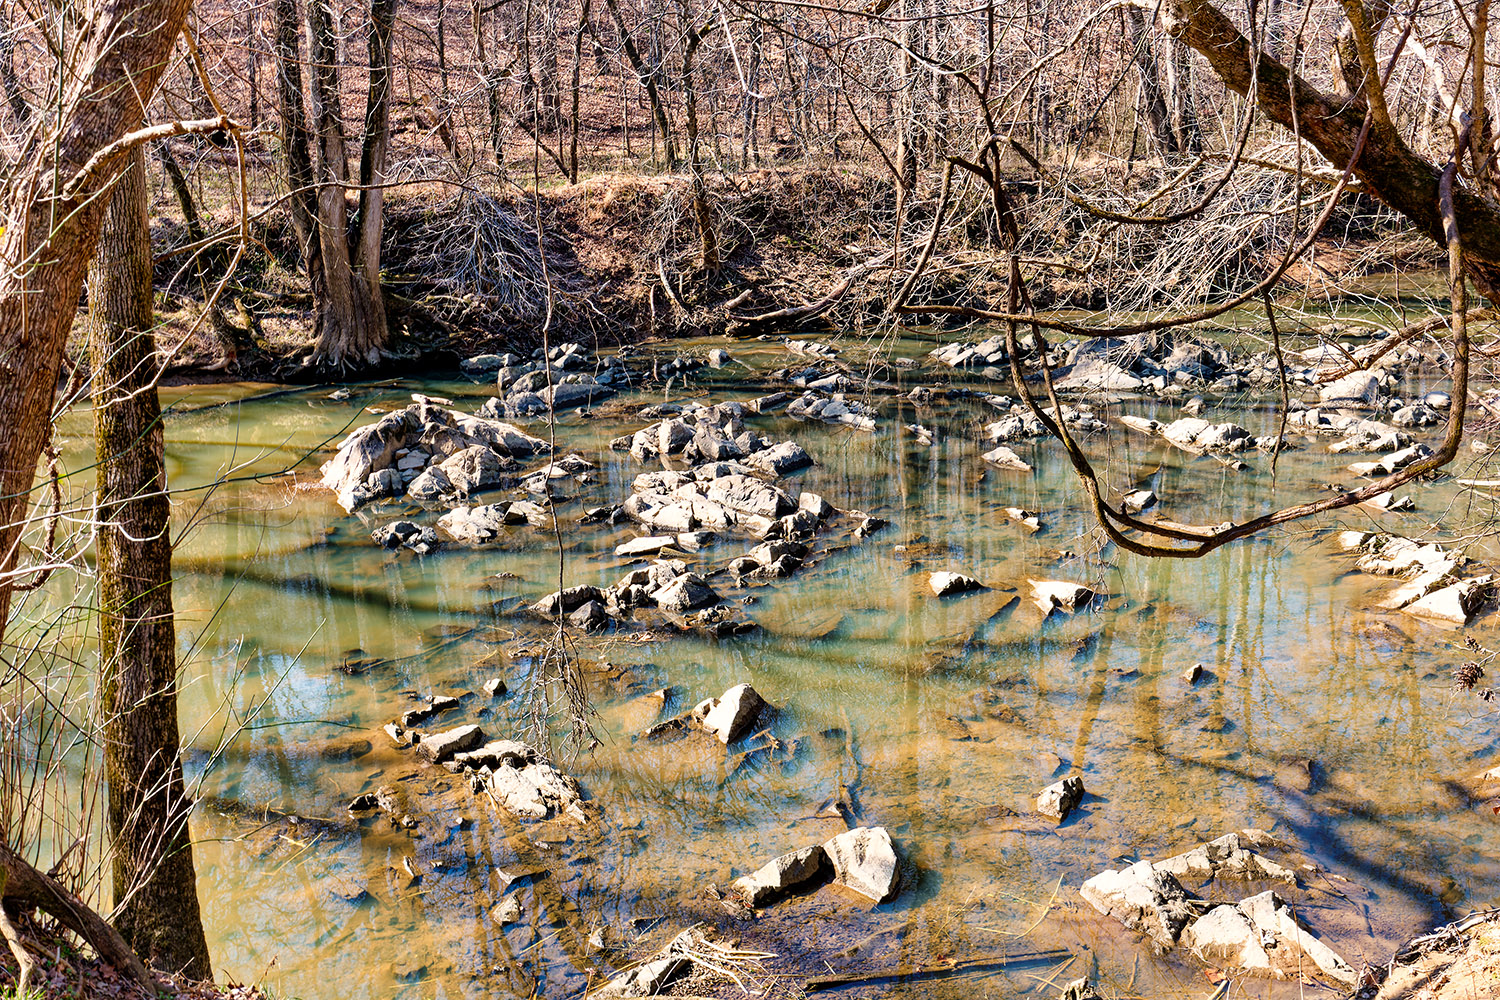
28, 339, 1500, 997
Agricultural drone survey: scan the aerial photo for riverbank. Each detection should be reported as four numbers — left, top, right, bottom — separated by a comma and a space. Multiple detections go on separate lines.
124, 164, 1436, 386
0, 918, 265, 1000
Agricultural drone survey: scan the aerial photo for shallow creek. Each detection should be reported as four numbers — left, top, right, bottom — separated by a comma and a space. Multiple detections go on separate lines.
39, 329, 1500, 998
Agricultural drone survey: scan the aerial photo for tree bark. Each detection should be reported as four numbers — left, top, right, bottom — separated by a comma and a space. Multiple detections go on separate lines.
88, 144, 213, 982
0, 0, 197, 642
1126, 7, 1178, 159
304, 0, 390, 369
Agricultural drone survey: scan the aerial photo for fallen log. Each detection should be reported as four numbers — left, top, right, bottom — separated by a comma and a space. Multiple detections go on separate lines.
0, 841, 154, 992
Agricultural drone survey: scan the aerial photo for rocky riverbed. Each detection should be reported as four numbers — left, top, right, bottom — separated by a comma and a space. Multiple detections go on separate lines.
52, 321, 1500, 999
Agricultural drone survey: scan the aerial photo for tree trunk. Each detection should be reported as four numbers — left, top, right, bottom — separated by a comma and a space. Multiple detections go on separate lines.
275, 0, 323, 280
604, 0, 678, 168
305, 0, 389, 369
348, 0, 397, 348
1126, 7, 1178, 159
683, 19, 718, 272
0, 0, 196, 642
88, 144, 213, 983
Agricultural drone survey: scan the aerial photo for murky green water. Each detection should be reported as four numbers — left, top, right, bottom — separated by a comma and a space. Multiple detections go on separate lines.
27, 328, 1500, 999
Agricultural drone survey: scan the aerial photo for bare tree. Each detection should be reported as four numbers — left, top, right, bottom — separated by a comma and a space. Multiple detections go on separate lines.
89, 145, 213, 980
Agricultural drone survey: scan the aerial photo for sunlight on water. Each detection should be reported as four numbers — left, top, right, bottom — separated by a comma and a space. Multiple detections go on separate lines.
28, 328, 1500, 999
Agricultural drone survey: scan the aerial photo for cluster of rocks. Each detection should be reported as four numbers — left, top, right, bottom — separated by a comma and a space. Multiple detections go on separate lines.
530, 557, 726, 633
786, 391, 878, 431
1338, 531, 1494, 624
1080, 831, 1356, 988
371, 697, 588, 824
728, 826, 901, 907
984, 401, 1105, 444
371, 497, 559, 554
1121, 414, 1281, 456
930, 334, 1009, 376
320, 395, 550, 511
1049, 332, 1240, 394
611, 400, 811, 473
465, 342, 627, 417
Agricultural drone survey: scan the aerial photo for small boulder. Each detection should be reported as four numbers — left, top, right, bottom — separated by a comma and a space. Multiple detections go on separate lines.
982, 445, 1033, 471
730, 845, 829, 906
532, 585, 606, 618
1319, 369, 1382, 406
698, 683, 766, 744
1030, 579, 1096, 614
1181, 890, 1357, 987
1079, 860, 1197, 949
1405, 576, 1493, 624
417, 724, 484, 764
1036, 775, 1084, 821
930, 571, 986, 597
653, 573, 718, 612
822, 826, 900, 903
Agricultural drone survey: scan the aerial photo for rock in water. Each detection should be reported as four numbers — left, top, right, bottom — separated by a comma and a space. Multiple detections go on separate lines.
417, 724, 484, 764
698, 683, 766, 744
981, 445, 1033, 471
652, 573, 718, 612
1319, 369, 1382, 406
1152, 831, 1296, 883
1405, 576, 1493, 624
1079, 860, 1197, 949
822, 826, 900, 903
1036, 775, 1084, 821
1029, 579, 1096, 614
1181, 890, 1357, 987
730, 845, 830, 906
929, 571, 986, 597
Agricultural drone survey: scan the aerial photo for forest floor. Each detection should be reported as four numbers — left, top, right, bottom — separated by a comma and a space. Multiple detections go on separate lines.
0, 914, 265, 1000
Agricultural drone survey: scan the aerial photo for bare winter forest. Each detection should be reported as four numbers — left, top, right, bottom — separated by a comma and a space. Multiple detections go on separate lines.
4, 0, 1500, 997
0, 0, 1491, 374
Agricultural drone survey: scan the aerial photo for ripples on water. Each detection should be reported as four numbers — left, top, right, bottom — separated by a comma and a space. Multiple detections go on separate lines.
36, 331, 1500, 998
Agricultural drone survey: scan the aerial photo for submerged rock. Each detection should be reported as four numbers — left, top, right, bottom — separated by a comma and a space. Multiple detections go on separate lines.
823, 826, 900, 903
